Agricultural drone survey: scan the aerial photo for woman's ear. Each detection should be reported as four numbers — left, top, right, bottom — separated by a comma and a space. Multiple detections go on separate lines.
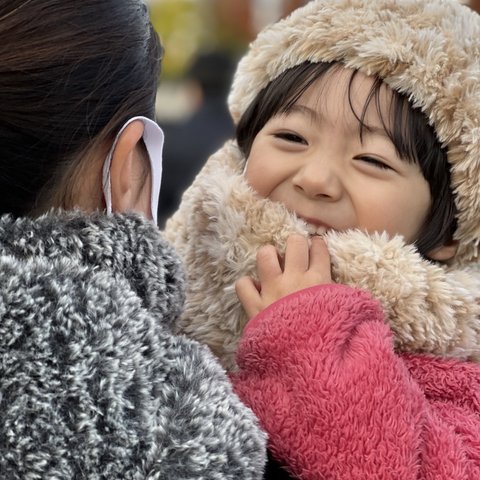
109, 120, 145, 214
426, 240, 459, 262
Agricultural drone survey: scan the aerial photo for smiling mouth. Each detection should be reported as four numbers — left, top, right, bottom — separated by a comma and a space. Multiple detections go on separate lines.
292, 212, 334, 236
305, 223, 329, 236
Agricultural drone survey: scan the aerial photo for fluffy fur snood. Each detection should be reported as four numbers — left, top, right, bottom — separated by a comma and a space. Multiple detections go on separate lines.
165, 141, 480, 371
0, 211, 266, 479
229, 0, 480, 266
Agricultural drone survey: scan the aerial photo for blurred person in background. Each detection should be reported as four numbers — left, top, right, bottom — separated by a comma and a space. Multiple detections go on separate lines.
158, 49, 236, 226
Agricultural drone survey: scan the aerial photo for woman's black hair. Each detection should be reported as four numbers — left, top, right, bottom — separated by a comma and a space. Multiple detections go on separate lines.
0, 0, 162, 216
236, 61, 457, 259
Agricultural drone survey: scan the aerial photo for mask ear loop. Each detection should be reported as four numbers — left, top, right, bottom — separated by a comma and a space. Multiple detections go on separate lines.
102, 116, 164, 225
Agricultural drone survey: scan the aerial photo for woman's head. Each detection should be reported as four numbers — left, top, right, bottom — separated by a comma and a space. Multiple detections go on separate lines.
237, 62, 457, 261
229, 0, 480, 266
0, 0, 162, 217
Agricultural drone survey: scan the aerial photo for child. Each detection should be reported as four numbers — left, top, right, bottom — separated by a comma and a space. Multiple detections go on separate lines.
0, 1, 266, 478
164, 0, 480, 478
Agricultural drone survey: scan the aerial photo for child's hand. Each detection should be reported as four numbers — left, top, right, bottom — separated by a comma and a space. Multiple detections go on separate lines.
235, 234, 332, 319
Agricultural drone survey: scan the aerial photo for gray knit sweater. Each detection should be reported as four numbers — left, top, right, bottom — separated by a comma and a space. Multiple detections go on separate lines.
0, 211, 266, 479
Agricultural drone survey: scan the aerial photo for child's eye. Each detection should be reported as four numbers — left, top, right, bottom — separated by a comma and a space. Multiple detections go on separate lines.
355, 155, 392, 170
274, 132, 307, 144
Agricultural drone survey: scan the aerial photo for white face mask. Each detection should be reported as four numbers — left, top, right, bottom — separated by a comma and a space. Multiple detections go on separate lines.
102, 116, 164, 225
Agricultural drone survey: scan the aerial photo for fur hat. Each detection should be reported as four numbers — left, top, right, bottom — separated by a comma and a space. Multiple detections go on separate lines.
228, 0, 480, 266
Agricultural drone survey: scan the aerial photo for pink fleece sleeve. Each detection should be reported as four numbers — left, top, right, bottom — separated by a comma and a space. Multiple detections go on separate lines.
231, 284, 480, 480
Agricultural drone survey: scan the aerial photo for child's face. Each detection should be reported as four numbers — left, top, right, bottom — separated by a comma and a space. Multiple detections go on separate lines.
244, 67, 431, 243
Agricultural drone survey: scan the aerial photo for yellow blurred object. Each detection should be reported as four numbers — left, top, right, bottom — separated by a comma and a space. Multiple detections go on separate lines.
148, 0, 308, 79
149, 0, 211, 78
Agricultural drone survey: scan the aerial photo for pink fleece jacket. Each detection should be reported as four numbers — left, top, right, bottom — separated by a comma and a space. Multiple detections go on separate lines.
231, 284, 480, 480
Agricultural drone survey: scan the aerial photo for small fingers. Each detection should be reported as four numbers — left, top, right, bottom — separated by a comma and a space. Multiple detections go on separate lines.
235, 276, 262, 319
309, 235, 333, 282
283, 234, 309, 273
256, 244, 282, 281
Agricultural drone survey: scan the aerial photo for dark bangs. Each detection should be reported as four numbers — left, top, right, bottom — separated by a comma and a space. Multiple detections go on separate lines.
237, 62, 336, 157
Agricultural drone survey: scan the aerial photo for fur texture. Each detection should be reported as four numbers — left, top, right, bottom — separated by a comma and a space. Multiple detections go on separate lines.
0, 211, 266, 479
165, 141, 480, 371
229, 0, 480, 266
232, 284, 480, 479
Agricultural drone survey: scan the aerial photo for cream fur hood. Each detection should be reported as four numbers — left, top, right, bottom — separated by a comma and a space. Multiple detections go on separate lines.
165, 141, 480, 371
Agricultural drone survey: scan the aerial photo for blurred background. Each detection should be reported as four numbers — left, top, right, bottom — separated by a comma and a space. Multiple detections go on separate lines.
149, 0, 307, 119
149, 0, 479, 226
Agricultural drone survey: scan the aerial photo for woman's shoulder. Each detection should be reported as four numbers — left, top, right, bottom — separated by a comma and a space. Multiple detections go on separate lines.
0, 210, 185, 319
0, 210, 267, 479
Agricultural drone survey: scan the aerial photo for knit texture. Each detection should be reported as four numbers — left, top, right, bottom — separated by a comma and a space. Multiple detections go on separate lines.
0, 211, 266, 479
228, 0, 480, 266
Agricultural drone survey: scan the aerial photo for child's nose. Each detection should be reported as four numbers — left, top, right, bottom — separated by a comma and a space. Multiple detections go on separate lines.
292, 156, 342, 200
